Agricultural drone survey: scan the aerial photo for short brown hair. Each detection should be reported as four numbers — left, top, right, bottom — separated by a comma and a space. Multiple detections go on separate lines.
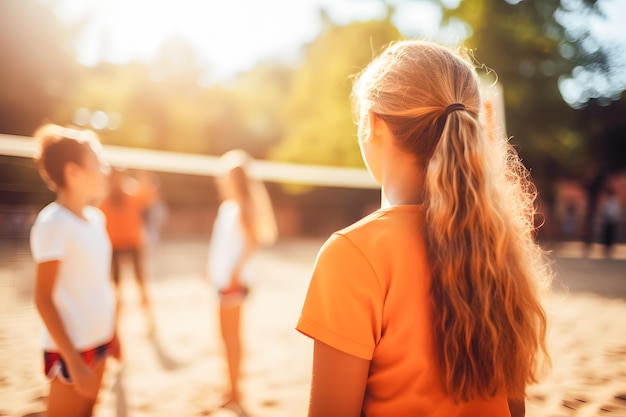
33, 124, 100, 190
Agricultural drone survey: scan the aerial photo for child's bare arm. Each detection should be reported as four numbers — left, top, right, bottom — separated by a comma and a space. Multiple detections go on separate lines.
34, 261, 102, 399
308, 340, 370, 417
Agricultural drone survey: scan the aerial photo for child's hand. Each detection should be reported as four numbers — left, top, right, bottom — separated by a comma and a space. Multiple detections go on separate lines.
67, 360, 102, 399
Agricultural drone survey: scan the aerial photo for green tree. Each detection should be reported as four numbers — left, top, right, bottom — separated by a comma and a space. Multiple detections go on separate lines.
440, 1, 580, 185
229, 64, 294, 158
437, 0, 625, 240
425, 0, 625, 220
270, 15, 401, 167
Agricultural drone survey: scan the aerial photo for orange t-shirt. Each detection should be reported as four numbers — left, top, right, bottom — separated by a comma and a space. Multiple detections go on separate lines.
99, 190, 153, 250
296, 205, 510, 417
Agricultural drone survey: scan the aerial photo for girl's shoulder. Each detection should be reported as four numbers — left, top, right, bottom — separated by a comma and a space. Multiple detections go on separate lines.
31, 203, 71, 242
217, 199, 241, 216
220, 199, 239, 209
338, 205, 424, 237
329, 205, 425, 261
34, 202, 65, 225
84, 205, 107, 224
34, 203, 105, 230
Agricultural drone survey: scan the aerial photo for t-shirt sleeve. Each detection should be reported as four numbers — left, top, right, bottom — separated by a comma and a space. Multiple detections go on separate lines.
296, 233, 383, 360
30, 217, 67, 263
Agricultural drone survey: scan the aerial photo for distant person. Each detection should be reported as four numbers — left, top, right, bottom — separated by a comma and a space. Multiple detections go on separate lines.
142, 173, 168, 252
600, 185, 621, 258
562, 202, 577, 241
99, 168, 157, 331
206, 149, 277, 416
30, 124, 120, 417
582, 169, 606, 257
296, 39, 552, 417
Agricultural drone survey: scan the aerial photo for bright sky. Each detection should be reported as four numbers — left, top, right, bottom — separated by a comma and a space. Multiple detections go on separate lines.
556, 0, 626, 105
53, 0, 449, 83
54, 0, 625, 95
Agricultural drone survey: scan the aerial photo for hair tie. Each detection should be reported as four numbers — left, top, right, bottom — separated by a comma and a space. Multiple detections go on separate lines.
435, 103, 467, 138
443, 103, 466, 117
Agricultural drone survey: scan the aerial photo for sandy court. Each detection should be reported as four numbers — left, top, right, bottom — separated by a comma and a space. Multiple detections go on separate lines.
1, 237, 625, 417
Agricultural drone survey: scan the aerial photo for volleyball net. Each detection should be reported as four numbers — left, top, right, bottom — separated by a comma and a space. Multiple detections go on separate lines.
0, 133, 378, 190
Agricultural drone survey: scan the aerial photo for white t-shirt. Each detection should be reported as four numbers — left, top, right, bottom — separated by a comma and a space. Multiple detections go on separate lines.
207, 200, 254, 290
30, 202, 116, 351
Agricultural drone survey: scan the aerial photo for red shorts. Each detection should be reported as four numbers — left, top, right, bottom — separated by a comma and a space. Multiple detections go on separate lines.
44, 342, 110, 383
218, 286, 249, 307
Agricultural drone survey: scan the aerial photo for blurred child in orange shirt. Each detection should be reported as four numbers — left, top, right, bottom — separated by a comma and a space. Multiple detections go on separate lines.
100, 168, 157, 331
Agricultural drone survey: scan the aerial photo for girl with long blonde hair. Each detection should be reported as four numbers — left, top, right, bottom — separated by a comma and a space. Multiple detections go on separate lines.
206, 149, 277, 416
296, 39, 551, 417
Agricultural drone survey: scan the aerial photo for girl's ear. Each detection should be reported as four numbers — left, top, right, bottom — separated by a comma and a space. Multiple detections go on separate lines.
63, 161, 82, 185
367, 110, 384, 143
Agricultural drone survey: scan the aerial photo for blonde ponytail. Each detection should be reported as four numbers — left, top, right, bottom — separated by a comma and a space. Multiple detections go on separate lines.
425, 109, 550, 401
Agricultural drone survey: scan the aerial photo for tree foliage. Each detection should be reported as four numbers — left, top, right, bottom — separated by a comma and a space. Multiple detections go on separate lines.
436, 0, 625, 193
0, 0, 79, 135
270, 17, 401, 167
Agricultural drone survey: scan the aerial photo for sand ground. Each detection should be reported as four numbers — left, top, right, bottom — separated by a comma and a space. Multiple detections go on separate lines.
0, 237, 625, 417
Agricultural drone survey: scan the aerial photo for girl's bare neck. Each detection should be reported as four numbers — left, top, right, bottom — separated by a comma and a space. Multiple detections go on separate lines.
380, 159, 425, 208
56, 191, 88, 220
